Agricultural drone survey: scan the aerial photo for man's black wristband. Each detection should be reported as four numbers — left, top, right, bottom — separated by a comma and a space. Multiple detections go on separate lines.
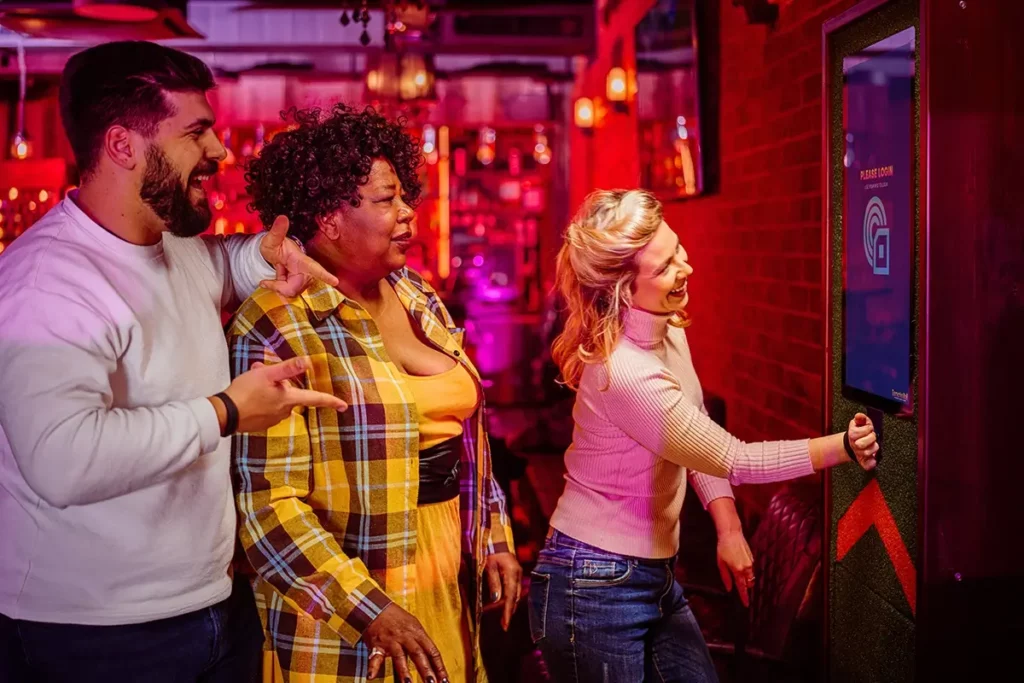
215, 392, 239, 437
842, 430, 857, 461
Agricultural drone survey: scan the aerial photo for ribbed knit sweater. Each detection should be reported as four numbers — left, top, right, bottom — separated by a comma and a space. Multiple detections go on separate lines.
549, 307, 814, 559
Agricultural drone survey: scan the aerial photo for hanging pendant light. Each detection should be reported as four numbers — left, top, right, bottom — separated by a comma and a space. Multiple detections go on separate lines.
9, 42, 32, 160
343, 1, 432, 46
574, 97, 595, 129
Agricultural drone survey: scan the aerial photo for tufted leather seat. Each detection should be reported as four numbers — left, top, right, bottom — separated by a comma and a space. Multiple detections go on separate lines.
682, 482, 824, 682
745, 483, 822, 659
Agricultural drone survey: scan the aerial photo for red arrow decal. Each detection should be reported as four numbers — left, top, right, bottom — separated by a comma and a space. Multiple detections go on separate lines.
836, 479, 916, 615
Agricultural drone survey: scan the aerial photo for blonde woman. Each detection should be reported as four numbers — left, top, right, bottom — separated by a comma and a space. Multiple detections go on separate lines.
527, 189, 878, 683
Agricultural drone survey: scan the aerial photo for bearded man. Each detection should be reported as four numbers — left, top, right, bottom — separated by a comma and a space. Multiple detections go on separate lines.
0, 41, 347, 683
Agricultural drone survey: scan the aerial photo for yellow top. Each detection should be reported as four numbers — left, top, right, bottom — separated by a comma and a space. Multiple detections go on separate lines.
402, 362, 480, 450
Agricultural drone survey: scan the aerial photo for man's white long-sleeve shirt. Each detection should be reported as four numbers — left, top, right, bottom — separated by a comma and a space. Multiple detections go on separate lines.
0, 193, 273, 625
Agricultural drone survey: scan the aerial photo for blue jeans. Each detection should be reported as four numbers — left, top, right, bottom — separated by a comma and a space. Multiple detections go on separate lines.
528, 530, 719, 683
0, 574, 263, 683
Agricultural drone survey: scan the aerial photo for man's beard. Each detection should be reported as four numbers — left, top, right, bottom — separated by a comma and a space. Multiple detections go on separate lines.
139, 145, 216, 238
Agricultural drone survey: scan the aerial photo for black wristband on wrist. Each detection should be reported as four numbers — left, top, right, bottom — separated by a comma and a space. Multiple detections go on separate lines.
842, 430, 857, 461
215, 392, 239, 437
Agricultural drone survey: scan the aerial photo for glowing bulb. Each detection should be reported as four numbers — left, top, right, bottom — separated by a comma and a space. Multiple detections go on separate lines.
235, 222, 246, 234
28, 201, 36, 211
606, 67, 627, 102
414, 71, 427, 88
38, 190, 48, 202
422, 124, 436, 156
574, 98, 594, 128
476, 145, 495, 166
214, 218, 228, 235
10, 131, 31, 160
8, 188, 18, 201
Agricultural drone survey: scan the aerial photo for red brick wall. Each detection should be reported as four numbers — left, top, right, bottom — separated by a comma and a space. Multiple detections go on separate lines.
573, 0, 855, 448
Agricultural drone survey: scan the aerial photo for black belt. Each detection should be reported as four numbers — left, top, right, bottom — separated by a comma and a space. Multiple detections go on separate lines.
418, 436, 461, 505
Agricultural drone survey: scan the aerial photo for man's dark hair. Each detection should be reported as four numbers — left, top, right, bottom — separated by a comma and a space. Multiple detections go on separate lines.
59, 41, 215, 177
245, 103, 423, 243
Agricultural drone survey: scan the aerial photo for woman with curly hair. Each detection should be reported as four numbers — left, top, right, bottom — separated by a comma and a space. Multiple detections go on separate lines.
227, 103, 520, 683
527, 189, 879, 683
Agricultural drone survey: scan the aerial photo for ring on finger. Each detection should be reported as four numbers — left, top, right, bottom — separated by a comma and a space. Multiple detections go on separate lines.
370, 646, 386, 659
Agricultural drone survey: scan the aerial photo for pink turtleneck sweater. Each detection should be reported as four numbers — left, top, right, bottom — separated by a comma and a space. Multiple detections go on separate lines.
549, 307, 815, 559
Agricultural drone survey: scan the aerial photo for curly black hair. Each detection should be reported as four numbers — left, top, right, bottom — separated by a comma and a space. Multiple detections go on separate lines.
245, 103, 423, 243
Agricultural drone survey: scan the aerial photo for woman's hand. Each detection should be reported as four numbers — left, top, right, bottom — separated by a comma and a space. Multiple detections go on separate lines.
716, 529, 755, 607
363, 603, 449, 683
485, 552, 523, 631
848, 413, 880, 470
810, 413, 882, 472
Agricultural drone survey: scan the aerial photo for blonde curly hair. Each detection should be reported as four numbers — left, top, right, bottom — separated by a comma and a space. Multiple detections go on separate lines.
551, 189, 690, 390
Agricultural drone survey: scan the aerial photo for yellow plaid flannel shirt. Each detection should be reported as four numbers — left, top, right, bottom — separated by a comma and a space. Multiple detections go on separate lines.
227, 268, 514, 682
